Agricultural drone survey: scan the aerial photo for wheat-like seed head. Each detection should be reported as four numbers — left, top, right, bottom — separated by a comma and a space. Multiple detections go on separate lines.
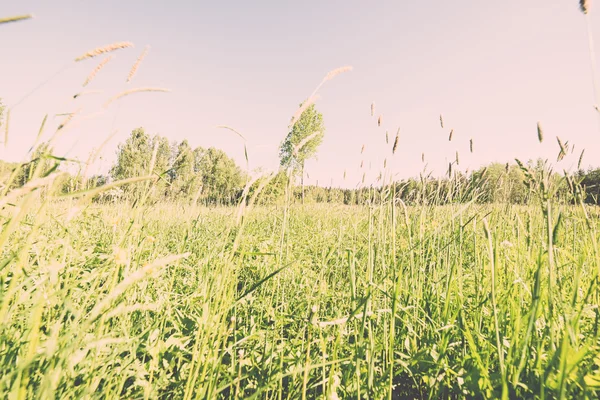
371, 102, 375, 117
581, 0, 590, 14
83, 56, 114, 87
422, 153, 425, 162
578, 149, 585, 169
0, 14, 33, 24
343, 170, 346, 180
361, 144, 365, 154
455, 151, 460, 165
392, 131, 399, 154
104, 87, 171, 108
75, 41, 133, 62
537, 121, 544, 143
556, 136, 567, 161
385, 131, 389, 144
448, 129, 454, 141
377, 115, 382, 127
440, 114, 444, 128
324, 66, 353, 82
470, 138, 473, 153
360, 160, 364, 168
127, 45, 150, 83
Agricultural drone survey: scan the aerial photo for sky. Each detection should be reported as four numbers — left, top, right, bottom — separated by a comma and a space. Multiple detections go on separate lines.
1, 0, 599, 188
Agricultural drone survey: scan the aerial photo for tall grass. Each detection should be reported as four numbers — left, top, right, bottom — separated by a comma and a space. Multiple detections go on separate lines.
2, 4, 600, 399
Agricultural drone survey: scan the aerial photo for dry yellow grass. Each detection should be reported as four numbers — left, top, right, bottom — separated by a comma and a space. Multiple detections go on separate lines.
104, 87, 170, 108
75, 41, 133, 62
127, 46, 150, 83
83, 56, 114, 86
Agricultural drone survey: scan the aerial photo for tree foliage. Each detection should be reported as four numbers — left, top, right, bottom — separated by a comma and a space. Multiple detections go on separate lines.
109, 127, 245, 204
279, 104, 325, 172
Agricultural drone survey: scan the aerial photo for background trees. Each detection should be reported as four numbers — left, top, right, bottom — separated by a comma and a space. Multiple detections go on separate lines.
279, 104, 325, 203
108, 128, 245, 204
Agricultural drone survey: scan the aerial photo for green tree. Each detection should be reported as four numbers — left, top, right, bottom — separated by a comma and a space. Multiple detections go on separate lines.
171, 139, 196, 197
110, 128, 156, 199
110, 128, 151, 181
194, 147, 245, 205
279, 104, 325, 203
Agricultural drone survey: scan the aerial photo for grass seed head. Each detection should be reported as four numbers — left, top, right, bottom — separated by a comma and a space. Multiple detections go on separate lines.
127, 45, 150, 83
581, 0, 590, 14
83, 56, 113, 87
75, 41, 133, 62
578, 149, 585, 169
537, 121, 544, 143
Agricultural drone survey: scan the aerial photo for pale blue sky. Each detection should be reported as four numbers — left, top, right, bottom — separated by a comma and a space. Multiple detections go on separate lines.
1, 1, 598, 187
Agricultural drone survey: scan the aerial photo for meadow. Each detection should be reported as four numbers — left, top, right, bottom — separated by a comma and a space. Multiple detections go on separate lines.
3, 3, 600, 399
2, 174, 600, 399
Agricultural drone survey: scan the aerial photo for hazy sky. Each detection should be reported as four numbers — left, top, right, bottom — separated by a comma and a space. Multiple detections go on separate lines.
1, 1, 598, 187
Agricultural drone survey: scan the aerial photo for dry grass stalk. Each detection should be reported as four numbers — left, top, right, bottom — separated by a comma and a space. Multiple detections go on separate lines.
309, 65, 353, 98
392, 130, 399, 154
448, 129, 454, 141
127, 46, 150, 83
0, 173, 61, 209
537, 121, 544, 143
83, 56, 113, 86
104, 87, 170, 108
0, 14, 33, 24
289, 95, 319, 128
581, 0, 590, 14
578, 149, 586, 169
292, 131, 320, 156
87, 253, 190, 322
556, 136, 567, 161
75, 42, 133, 62
216, 125, 247, 141
4, 110, 9, 148
57, 109, 80, 131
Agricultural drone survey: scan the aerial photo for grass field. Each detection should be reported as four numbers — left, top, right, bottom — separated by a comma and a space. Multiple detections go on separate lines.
3, 5, 600, 399
2, 178, 600, 399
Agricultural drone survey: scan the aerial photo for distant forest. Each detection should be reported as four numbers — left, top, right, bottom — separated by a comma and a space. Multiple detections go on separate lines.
1, 127, 600, 207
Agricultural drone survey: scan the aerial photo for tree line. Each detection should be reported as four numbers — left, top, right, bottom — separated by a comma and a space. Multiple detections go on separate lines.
2, 100, 600, 206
